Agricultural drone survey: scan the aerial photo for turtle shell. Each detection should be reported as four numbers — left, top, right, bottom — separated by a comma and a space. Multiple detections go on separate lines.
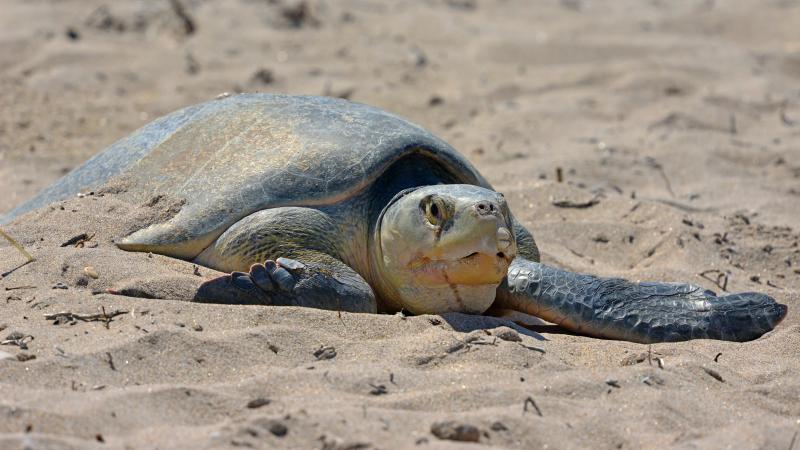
4, 94, 490, 259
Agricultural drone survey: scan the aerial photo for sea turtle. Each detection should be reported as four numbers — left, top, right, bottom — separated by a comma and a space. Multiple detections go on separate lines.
1, 94, 787, 343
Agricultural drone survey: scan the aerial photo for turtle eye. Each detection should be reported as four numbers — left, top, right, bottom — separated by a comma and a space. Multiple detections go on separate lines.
422, 196, 446, 226
429, 202, 440, 219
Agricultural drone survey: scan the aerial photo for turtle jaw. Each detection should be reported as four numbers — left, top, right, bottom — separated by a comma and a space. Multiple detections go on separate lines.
374, 184, 517, 315
394, 248, 514, 314
407, 251, 513, 287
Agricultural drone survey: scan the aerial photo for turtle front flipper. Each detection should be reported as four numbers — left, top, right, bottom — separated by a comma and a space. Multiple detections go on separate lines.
495, 258, 788, 343
195, 252, 377, 313
190, 206, 377, 313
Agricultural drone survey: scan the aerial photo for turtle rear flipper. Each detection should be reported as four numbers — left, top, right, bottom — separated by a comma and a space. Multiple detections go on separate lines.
496, 258, 788, 343
117, 208, 223, 260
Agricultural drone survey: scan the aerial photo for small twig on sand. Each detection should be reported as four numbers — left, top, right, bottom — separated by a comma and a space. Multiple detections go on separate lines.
60, 233, 95, 248
788, 429, 798, 450
766, 280, 783, 290
168, 0, 196, 35
517, 343, 546, 354
714, 352, 722, 363
368, 383, 388, 395
5, 285, 35, 291
105, 352, 116, 371
44, 309, 128, 328
644, 157, 675, 198
0, 229, 35, 262
0, 228, 36, 275
699, 269, 728, 292
523, 396, 543, 416
101, 306, 111, 329
551, 196, 600, 209
658, 167, 675, 198
647, 198, 715, 213
703, 367, 724, 383
1, 332, 34, 350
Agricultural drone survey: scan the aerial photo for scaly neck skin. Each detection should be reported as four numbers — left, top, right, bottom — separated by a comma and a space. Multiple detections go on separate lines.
367, 191, 411, 313
319, 191, 374, 283
362, 159, 454, 311
320, 185, 408, 311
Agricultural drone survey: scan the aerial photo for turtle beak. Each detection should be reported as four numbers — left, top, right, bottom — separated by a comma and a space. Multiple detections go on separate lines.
464, 198, 516, 262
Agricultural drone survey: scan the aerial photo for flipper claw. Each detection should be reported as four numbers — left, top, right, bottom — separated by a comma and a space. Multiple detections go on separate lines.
276, 257, 306, 272
249, 263, 275, 292
269, 266, 296, 292
231, 271, 256, 291
248, 259, 298, 293
195, 258, 301, 304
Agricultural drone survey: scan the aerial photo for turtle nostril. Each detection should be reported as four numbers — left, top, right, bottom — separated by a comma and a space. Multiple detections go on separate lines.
475, 201, 496, 215
497, 252, 505, 259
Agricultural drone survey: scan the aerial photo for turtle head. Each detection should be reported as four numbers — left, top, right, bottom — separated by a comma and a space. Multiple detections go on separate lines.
373, 184, 517, 314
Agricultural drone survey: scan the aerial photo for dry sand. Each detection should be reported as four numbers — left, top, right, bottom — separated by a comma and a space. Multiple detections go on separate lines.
1, 0, 799, 448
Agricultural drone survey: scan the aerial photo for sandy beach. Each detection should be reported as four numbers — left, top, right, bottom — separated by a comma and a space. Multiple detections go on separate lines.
0, 0, 799, 448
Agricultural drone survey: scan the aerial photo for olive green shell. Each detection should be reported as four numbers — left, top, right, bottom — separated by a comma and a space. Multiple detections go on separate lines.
2, 94, 490, 258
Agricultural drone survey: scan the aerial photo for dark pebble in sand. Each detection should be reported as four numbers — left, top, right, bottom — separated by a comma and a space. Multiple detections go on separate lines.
267, 421, 288, 437
65, 28, 80, 40
368, 383, 387, 395
16, 353, 36, 362
247, 398, 271, 409
313, 345, 336, 360
492, 326, 521, 342
490, 421, 508, 431
431, 420, 480, 442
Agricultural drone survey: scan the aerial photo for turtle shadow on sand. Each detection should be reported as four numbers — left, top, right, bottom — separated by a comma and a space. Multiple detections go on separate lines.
436, 313, 548, 341
195, 275, 549, 340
